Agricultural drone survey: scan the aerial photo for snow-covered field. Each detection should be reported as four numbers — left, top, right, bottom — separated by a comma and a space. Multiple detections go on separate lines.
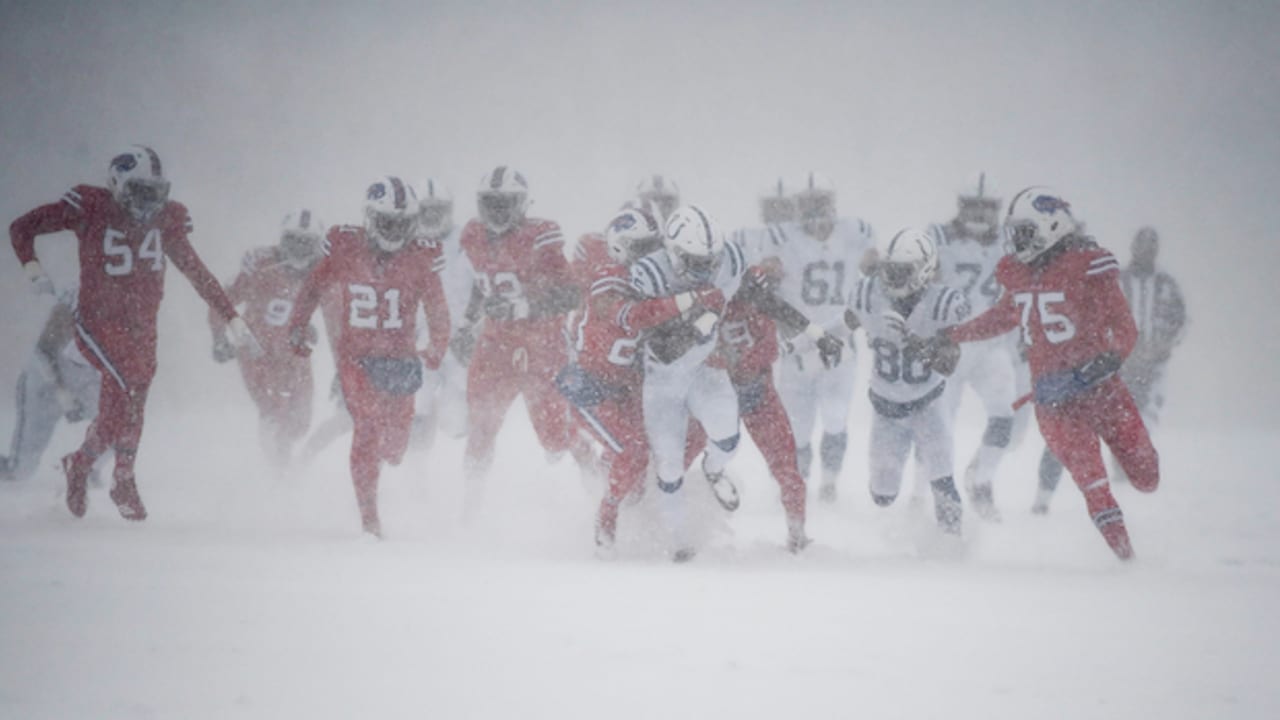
1, 397, 1276, 719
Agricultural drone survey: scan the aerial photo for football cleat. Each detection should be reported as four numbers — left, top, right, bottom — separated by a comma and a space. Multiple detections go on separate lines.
108, 473, 147, 521
704, 467, 740, 512
61, 452, 91, 518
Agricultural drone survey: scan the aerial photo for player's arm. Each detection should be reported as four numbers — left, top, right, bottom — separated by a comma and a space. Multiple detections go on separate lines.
1091, 263, 1138, 360
738, 267, 842, 367
33, 300, 86, 419
10, 190, 83, 294
944, 288, 1019, 344
209, 265, 251, 362
528, 226, 581, 319
286, 244, 334, 357
418, 251, 452, 370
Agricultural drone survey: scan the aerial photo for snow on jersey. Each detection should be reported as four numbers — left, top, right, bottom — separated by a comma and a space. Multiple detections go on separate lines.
947, 240, 1137, 380
570, 261, 643, 390
214, 246, 312, 356
850, 277, 969, 406
931, 221, 1006, 314
629, 240, 747, 371
459, 216, 573, 334
763, 217, 875, 335
289, 226, 450, 365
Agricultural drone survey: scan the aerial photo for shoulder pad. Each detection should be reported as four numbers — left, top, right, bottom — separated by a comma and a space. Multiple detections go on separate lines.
529, 219, 565, 250
1085, 249, 1121, 278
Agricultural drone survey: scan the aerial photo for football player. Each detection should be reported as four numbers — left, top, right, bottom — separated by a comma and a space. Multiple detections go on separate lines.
1, 286, 103, 484
635, 174, 681, 224
210, 209, 325, 468
930, 175, 1020, 521
1033, 225, 1185, 513
630, 204, 747, 561
411, 179, 473, 447
924, 188, 1159, 559
558, 207, 664, 553
763, 172, 876, 502
456, 167, 592, 517
10, 145, 258, 520
287, 177, 450, 538
845, 228, 968, 536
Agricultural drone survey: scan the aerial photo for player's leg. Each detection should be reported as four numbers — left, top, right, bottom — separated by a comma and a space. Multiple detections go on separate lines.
1034, 448, 1066, 514
642, 367, 698, 560
962, 346, 1016, 522
815, 358, 857, 502
688, 365, 742, 512
4, 366, 64, 483
739, 373, 808, 549
868, 412, 912, 507
1093, 380, 1159, 494
463, 334, 520, 482
1036, 402, 1133, 559
590, 395, 648, 551
105, 377, 152, 522
525, 364, 598, 478
775, 356, 818, 482
913, 402, 961, 534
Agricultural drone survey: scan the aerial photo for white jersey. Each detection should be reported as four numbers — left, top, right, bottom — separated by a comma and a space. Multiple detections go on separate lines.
630, 240, 747, 372
850, 277, 969, 407
931, 222, 1005, 314
763, 217, 875, 335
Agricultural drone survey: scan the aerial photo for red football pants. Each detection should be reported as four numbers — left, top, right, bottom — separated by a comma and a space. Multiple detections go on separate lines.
1034, 376, 1159, 493
341, 362, 415, 526
72, 325, 157, 476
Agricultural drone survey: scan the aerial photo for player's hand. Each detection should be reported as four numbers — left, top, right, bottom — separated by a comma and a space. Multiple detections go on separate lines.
882, 309, 909, 340
748, 258, 784, 292
844, 308, 862, 333
227, 316, 264, 358
692, 311, 718, 339
692, 287, 726, 314
451, 325, 477, 364
23, 261, 54, 296
288, 323, 313, 358
211, 338, 236, 364
816, 332, 844, 369
56, 386, 86, 423
483, 294, 529, 322
421, 345, 445, 372
1076, 351, 1121, 386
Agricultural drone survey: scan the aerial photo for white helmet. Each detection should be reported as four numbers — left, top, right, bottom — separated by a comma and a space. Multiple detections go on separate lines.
635, 174, 681, 224
604, 207, 663, 264
878, 227, 939, 298
664, 204, 724, 282
364, 176, 419, 253
477, 166, 529, 234
279, 208, 325, 270
417, 178, 453, 239
1003, 186, 1078, 263
955, 172, 1002, 245
760, 177, 796, 225
107, 145, 170, 221
794, 171, 837, 239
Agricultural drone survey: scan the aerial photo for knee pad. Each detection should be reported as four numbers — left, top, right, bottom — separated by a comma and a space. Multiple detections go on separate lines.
1038, 449, 1065, 489
982, 417, 1014, 448
871, 492, 897, 507
819, 431, 848, 472
657, 475, 684, 493
712, 433, 740, 453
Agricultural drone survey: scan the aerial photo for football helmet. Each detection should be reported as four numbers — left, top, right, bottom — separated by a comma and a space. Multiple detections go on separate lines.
604, 207, 663, 264
760, 178, 796, 225
107, 145, 170, 221
955, 172, 1002, 245
664, 204, 723, 282
1003, 186, 1077, 263
794, 171, 837, 240
364, 176, 419, 253
636, 174, 681, 224
418, 178, 453, 239
477, 166, 529, 234
878, 227, 939, 299
279, 208, 325, 270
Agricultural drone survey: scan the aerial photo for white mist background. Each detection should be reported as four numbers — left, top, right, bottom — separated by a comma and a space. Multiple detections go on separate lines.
2, 0, 1278, 432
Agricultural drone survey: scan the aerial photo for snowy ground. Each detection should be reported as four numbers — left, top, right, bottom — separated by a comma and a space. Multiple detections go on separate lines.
1, 399, 1277, 719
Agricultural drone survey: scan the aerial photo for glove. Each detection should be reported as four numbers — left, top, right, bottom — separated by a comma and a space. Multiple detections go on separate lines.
1077, 351, 1122, 386
691, 311, 718, 338
674, 288, 725, 315
748, 259, 784, 292
212, 337, 236, 363
288, 323, 313, 358
483, 293, 530, 322
451, 325, 477, 364
882, 309, 909, 341
227, 316, 264, 358
816, 332, 844, 369
23, 261, 54, 296
56, 386, 86, 422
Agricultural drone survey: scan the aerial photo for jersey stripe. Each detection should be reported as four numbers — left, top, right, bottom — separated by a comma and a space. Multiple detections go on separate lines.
726, 240, 744, 277
932, 286, 948, 321
534, 230, 564, 248
634, 257, 666, 296
591, 277, 630, 296
74, 320, 128, 391
60, 192, 83, 210
940, 288, 958, 322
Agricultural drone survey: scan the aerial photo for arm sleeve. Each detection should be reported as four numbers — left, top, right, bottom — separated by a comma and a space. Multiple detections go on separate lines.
530, 231, 581, 318
288, 255, 331, 341
945, 290, 1019, 343
420, 255, 452, 364
11, 195, 82, 265
163, 210, 238, 321
1094, 271, 1138, 358
620, 295, 684, 331
209, 270, 249, 340
737, 273, 811, 338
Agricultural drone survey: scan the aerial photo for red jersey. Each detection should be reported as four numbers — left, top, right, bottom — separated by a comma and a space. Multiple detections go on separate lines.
947, 240, 1137, 379
715, 293, 781, 383
289, 226, 450, 367
571, 260, 642, 389
211, 247, 312, 357
460, 217, 574, 336
10, 184, 236, 351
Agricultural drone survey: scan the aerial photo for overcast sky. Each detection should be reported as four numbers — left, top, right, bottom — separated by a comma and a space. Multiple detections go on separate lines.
2, 0, 1278, 428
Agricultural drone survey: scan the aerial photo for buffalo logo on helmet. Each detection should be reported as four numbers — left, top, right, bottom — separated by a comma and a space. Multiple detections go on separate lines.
111, 153, 137, 172
367, 183, 387, 201
610, 214, 637, 232
1031, 194, 1072, 215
